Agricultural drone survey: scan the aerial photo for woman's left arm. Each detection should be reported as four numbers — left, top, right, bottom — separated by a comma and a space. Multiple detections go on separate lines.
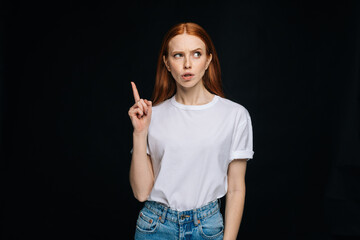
223, 158, 248, 240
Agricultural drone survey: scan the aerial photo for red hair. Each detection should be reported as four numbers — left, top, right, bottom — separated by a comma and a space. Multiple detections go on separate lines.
151, 22, 225, 105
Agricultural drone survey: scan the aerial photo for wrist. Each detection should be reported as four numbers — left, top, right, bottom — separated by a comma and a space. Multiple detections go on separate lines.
133, 130, 148, 137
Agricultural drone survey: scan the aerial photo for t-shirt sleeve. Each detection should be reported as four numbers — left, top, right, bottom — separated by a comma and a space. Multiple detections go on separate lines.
229, 107, 254, 163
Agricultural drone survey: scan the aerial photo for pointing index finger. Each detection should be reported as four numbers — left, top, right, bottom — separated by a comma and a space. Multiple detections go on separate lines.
131, 82, 141, 102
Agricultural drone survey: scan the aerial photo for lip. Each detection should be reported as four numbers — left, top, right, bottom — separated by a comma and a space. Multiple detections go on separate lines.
181, 72, 194, 81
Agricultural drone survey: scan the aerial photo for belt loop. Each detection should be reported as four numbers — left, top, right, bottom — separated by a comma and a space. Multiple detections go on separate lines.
160, 206, 167, 223
193, 209, 199, 226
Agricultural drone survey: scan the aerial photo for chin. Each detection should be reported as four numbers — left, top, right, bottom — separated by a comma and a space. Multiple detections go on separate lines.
176, 79, 201, 88
180, 83, 197, 89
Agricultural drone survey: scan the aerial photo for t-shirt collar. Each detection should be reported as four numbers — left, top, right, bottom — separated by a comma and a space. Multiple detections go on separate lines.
170, 94, 219, 110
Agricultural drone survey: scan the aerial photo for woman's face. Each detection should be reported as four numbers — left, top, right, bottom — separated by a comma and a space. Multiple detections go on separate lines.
163, 33, 212, 89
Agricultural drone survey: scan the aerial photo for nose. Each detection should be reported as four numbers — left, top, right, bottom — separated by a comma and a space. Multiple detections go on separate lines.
184, 55, 192, 69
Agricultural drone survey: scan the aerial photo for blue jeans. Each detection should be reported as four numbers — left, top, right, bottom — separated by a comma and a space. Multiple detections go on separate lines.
135, 199, 224, 240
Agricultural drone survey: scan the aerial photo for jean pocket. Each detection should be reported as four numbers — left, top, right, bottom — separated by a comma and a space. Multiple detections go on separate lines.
199, 210, 224, 239
136, 207, 160, 233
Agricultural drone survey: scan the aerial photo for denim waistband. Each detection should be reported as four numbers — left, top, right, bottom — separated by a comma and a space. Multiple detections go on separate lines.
143, 198, 221, 225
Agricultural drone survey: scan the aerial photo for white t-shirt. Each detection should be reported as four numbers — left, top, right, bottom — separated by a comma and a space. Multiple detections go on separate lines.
131, 94, 254, 211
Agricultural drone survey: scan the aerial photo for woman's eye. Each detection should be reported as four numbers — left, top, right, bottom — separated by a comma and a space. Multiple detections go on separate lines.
174, 53, 182, 58
194, 52, 201, 57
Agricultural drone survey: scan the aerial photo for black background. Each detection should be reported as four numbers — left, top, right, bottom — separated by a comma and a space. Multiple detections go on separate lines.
1, 0, 359, 239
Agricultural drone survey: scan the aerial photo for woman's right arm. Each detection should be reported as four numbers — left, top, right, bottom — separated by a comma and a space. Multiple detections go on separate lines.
128, 82, 154, 202
130, 131, 154, 202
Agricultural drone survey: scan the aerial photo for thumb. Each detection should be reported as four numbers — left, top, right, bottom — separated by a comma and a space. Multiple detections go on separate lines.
144, 99, 152, 106
145, 99, 152, 113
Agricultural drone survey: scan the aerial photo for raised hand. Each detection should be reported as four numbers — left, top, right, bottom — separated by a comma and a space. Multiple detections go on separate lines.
128, 82, 152, 134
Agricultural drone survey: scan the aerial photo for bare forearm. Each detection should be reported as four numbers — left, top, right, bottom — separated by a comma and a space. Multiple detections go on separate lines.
129, 131, 154, 202
223, 188, 246, 240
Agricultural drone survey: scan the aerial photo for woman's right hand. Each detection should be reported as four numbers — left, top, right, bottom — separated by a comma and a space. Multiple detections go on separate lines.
128, 82, 152, 134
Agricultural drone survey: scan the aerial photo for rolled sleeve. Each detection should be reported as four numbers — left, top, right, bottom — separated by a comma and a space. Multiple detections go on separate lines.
229, 107, 254, 163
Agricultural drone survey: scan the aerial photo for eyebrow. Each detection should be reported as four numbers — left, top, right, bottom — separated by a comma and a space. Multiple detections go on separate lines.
171, 48, 203, 54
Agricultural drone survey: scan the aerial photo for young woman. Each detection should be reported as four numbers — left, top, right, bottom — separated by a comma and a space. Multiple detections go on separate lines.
128, 22, 254, 240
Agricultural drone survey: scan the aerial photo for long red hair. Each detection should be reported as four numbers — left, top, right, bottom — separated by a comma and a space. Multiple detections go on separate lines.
151, 22, 225, 105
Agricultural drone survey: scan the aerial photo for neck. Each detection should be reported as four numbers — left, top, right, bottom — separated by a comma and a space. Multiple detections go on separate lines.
174, 80, 214, 105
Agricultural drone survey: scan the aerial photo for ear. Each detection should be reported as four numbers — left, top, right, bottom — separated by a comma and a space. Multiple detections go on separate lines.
163, 55, 170, 71
206, 53, 212, 70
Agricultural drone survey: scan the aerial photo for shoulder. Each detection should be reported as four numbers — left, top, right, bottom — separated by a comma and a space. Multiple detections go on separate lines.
217, 96, 250, 117
151, 97, 172, 112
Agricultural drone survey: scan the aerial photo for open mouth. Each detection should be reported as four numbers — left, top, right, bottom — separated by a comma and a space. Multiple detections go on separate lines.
181, 73, 194, 80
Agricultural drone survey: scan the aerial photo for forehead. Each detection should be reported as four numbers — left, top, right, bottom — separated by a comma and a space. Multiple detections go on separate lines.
168, 33, 206, 51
